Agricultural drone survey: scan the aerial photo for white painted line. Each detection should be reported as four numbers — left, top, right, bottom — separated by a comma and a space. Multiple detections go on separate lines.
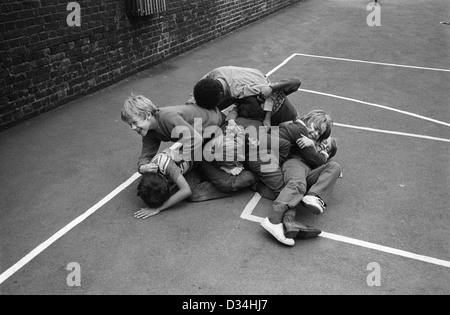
295, 53, 450, 72
0, 56, 295, 286
299, 88, 450, 128
334, 123, 450, 143
266, 53, 298, 76
239, 53, 450, 269
0, 172, 142, 285
319, 232, 450, 268
240, 192, 263, 223
241, 193, 450, 268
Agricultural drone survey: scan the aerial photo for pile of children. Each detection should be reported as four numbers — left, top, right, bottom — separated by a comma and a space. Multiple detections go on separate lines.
121, 66, 341, 247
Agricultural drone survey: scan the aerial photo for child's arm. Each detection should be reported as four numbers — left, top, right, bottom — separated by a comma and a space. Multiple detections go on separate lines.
263, 110, 272, 130
138, 137, 161, 173
280, 123, 328, 168
134, 174, 192, 219
256, 78, 302, 99
296, 135, 330, 160
270, 78, 301, 95
296, 135, 315, 149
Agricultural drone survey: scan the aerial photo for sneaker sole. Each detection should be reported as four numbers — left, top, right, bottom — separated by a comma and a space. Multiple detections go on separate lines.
285, 226, 322, 240
300, 200, 324, 215
261, 220, 295, 246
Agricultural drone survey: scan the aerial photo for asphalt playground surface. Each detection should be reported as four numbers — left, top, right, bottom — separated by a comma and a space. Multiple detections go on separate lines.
1, 0, 449, 295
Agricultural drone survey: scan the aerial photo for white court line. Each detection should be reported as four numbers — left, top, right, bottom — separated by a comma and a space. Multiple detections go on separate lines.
239, 53, 450, 269
294, 53, 450, 72
2, 52, 447, 285
299, 89, 450, 128
0, 57, 296, 286
240, 195, 450, 268
335, 123, 450, 143
266, 53, 298, 76
240, 192, 262, 222
0, 173, 142, 285
1, 139, 194, 285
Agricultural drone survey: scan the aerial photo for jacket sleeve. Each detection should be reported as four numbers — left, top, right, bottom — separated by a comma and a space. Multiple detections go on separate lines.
295, 147, 327, 169
281, 123, 327, 169
161, 112, 204, 162
138, 136, 161, 173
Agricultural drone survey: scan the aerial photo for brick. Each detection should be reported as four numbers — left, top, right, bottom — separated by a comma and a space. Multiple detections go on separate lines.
1, 0, 301, 131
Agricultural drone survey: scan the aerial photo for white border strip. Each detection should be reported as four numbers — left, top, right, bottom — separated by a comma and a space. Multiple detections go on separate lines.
266, 53, 298, 76
241, 53, 450, 269
0, 172, 142, 285
295, 53, 450, 72
334, 123, 450, 143
240, 193, 263, 223
320, 232, 450, 268
241, 192, 450, 268
299, 89, 450, 128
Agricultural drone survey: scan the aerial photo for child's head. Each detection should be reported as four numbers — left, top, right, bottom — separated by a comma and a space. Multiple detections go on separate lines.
137, 173, 171, 208
318, 137, 337, 159
121, 95, 159, 137
208, 132, 245, 169
301, 110, 333, 142
193, 78, 224, 110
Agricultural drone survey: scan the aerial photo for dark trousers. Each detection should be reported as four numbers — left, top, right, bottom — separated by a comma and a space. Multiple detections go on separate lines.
184, 166, 232, 202
236, 96, 299, 126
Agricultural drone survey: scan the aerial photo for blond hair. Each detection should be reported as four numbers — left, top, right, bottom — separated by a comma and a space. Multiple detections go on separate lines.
301, 110, 333, 141
209, 133, 245, 168
121, 94, 158, 123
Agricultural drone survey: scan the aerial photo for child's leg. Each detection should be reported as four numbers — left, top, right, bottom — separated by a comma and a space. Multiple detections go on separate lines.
270, 97, 299, 126
250, 181, 278, 200
246, 150, 286, 224
236, 96, 265, 120
277, 78, 301, 96
277, 158, 309, 210
199, 161, 258, 193
305, 161, 342, 205
253, 126, 290, 165
185, 168, 232, 202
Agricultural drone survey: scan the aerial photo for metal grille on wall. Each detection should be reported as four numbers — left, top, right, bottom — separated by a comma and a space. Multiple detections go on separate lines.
126, 0, 167, 16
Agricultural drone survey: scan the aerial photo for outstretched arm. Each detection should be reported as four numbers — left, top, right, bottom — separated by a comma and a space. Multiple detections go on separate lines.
134, 174, 192, 219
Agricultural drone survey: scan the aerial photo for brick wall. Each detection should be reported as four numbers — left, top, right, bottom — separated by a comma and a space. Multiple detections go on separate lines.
0, 0, 300, 131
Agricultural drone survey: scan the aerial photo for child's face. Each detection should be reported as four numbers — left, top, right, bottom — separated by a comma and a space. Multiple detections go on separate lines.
318, 138, 332, 153
307, 122, 326, 141
128, 114, 156, 137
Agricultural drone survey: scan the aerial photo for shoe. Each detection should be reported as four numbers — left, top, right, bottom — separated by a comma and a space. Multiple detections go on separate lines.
301, 195, 326, 215
283, 215, 322, 239
261, 217, 295, 246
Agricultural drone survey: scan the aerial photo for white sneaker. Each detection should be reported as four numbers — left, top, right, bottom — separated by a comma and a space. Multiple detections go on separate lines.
301, 195, 325, 214
261, 217, 295, 246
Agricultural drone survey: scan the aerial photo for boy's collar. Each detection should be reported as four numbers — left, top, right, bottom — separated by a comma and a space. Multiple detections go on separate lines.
295, 118, 306, 127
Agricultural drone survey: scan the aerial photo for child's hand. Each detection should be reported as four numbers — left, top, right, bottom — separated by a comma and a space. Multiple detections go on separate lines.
134, 207, 161, 219
220, 166, 244, 176
263, 119, 271, 132
248, 137, 260, 149
140, 163, 159, 173
230, 167, 244, 176
261, 85, 273, 98
296, 135, 315, 149
169, 150, 183, 163
227, 119, 237, 128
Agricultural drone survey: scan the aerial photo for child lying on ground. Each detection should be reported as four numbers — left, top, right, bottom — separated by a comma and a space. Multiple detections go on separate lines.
135, 144, 231, 219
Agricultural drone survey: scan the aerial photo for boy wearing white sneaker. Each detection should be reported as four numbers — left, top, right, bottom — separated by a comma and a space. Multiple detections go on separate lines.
260, 110, 336, 246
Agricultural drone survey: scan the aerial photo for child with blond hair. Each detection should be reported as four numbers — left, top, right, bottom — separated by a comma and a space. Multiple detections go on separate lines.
121, 95, 232, 218
260, 110, 341, 246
